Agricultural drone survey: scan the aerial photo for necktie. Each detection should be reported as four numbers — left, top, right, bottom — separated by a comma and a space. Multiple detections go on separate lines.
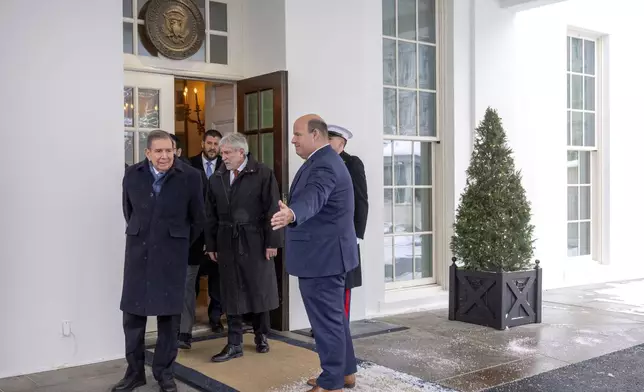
233, 169, 239, 179
206, 161, 213, 178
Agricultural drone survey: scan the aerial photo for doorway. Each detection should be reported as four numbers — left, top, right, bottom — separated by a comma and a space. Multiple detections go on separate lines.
124, 70, 290, 333
173, 78, 235, 158
236, 71, 290, 331
173, 77, 236, 332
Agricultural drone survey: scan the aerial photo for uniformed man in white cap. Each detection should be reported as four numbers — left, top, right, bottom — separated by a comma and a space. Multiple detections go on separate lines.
306, 124, 369, 342
326, 125, 368, 320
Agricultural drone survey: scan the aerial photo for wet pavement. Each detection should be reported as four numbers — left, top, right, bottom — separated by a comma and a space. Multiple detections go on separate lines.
0, 363, 199, 392
2, 279, 644, 392
485, 342, 644, 392
351, 279, 644, 391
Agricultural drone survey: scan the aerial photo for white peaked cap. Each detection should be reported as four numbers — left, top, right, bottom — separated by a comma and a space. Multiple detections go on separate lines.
327, 124, 353, 140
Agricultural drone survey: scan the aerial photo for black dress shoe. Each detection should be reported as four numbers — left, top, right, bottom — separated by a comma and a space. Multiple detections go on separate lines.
178, 333, 192, 349
255, 334, 269, 353
210, 321, 225, 334
158, 378, 178, 392
111, 373, 146, 391
211, 344, 243, 362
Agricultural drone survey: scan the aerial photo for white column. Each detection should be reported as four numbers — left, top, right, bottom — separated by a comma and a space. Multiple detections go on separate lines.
0, 0, 125, 377
283, 0, 383, 329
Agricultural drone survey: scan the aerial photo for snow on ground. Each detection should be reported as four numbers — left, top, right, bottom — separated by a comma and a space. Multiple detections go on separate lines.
506, 337, 538, 355
268, 362, 454, 392
593, 280, 644, 314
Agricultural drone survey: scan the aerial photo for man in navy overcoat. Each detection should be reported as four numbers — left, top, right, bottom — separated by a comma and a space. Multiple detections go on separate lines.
115, 130, 205, 392
272, 114, 358, 392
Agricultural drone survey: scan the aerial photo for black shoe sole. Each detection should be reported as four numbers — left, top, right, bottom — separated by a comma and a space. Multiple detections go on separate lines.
306, 381, 356, 389
210, 352, 243, 362
112, 379, 146, 392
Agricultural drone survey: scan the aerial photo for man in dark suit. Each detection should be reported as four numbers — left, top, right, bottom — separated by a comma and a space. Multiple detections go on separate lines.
114, 130, 205, 392
272, 114, 358, 392
172, 132, 207, 349
169, 133, 191, 165
178, 129, 225, 349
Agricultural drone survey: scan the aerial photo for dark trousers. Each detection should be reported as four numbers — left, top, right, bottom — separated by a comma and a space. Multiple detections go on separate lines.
299, 274, 357, 391
196, 262, 222, 324
227, 312, 270, 345
123, 312, 179, 382
311, 288, 352, 337
180, 265, 201, 335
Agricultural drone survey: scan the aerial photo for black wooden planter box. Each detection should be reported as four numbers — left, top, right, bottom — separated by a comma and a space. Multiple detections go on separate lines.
448, 258, 542, 330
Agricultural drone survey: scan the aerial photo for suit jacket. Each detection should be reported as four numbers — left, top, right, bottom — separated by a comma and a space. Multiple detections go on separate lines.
340, 151, 368, 289
285, 145, 358, 278
187, 154, 223, 265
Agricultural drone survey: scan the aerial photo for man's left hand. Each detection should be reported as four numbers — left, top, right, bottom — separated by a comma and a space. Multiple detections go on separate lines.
265, 248, 278, 260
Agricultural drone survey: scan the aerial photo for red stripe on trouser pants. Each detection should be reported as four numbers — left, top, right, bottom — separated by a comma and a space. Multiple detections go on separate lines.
344, 289, 351, 319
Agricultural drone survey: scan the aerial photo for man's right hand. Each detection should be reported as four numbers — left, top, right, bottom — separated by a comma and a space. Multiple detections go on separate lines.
271, 200, 294, 230
207, 252, 217, 262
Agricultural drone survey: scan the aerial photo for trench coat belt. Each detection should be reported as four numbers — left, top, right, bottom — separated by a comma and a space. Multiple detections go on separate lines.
219, 218, 264, 256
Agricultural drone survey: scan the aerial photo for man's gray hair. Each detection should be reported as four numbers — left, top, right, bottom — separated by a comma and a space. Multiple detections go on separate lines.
220, 133, 249, 155
146, 129, 172, 149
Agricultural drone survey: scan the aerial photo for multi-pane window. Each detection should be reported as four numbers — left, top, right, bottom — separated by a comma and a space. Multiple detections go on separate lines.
382, 0, 437, 286
243, 90, 275, 170
567, 35, 597, 257
124, 87, 160, 166
122, 0, 229, 65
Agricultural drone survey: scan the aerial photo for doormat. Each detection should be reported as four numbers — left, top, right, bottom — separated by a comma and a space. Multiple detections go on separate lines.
145, 333, 453, 392
483, 343, 644, 392
292, 319, 409, 340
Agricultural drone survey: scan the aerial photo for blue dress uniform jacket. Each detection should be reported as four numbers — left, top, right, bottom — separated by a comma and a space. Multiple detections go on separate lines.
121, 159, 205, 316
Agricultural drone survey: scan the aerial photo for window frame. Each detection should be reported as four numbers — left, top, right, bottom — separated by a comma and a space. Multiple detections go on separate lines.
124, 85, 162, 165
383, 0, 439, 289
566, 29, 607, 263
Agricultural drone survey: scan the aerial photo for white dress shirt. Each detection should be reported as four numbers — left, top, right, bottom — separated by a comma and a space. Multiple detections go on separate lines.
230, 157, 248, 185
202, 155, 218, 175
307, 143, 329, 160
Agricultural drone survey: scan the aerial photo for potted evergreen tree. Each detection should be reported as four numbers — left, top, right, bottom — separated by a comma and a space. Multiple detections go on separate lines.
448, 107, 542, 330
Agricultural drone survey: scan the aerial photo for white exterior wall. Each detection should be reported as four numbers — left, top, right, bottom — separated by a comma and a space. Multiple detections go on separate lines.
475, 0, 644, 288
242, 0, 286, 77
283, 0, 383, 329
514, 0, 644, 287
0, 0, 124, 378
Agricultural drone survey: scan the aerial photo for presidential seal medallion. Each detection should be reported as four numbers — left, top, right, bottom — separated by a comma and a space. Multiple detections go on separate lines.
144, 0, 205, 60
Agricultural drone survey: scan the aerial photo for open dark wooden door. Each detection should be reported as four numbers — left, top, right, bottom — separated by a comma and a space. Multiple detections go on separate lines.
237, 71, 289, 331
